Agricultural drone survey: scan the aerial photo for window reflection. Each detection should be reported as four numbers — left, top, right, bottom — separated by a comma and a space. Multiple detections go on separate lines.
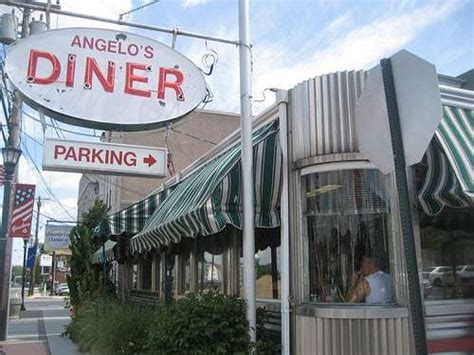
198, 252, 223, 293
305, 169, 392, 304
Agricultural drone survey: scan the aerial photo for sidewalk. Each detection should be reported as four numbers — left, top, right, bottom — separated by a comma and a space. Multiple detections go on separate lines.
0, 293, 79, 355
0, 340, 50, 355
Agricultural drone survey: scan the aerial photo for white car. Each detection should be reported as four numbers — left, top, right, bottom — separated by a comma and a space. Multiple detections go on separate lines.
54, 283, 70, 296
456, 265, 474, 283
428, 266, 455, 287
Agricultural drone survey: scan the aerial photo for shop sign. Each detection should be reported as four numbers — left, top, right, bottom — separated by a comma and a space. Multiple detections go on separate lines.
44, 224, 73, 254
40, 254, 52, 267
5, 28, 207, 130
43, 138, 167, 177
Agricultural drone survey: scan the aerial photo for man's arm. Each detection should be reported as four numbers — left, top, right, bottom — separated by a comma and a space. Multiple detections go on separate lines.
348, 279, 370, 303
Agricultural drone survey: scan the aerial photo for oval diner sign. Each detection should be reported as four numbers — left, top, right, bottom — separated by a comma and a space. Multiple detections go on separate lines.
5, 28, 207, 130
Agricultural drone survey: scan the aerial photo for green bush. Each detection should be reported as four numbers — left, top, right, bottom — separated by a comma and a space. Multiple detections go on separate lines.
145, 292, 251, 354
67, 300, 154, 354
67, 293, 280, 354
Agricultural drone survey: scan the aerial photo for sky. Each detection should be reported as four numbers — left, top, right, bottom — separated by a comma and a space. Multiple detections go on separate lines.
1, 0, 472, 264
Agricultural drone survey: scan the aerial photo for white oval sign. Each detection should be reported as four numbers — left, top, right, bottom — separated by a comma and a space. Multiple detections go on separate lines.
5, 28, 207, 130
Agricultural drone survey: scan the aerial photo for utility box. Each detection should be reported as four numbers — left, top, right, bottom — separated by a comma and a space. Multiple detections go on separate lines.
0, 13, 18, 44
29, 16, 48, 35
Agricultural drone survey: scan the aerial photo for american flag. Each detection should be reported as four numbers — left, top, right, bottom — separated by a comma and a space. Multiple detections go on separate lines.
10, 183, 36, 238
0, 165, 4, 186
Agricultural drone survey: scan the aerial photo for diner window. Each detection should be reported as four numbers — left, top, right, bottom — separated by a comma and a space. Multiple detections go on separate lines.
255, 245, 280, 299
305, 168, 392, 304
199, 252, 224, 293
140, 259, 152, 290
197, 235, 228, 293
179, 251, 191, 294
420, 225, 474, 301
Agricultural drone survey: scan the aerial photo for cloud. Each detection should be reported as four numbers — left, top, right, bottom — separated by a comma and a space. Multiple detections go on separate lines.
250, 0, 462, 111
183, 0, 210, 8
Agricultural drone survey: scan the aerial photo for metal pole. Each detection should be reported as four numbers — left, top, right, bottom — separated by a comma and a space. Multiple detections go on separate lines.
277, 90, 290, 355
20, 239, 27, 311
102, 241, 106, 297
0, 0, 240, 46
380, 58, 427, 355
238, 0, 256, 342
28, 197, 41, 296
50, 251, 55, 295
0, 2, 29, 339
0, 165, 15, 340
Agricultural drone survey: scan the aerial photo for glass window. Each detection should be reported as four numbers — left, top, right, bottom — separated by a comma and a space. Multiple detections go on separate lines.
198, 252, 224, 293
255, 246, 280, 299
305, 169, 392, 304
420, 226, 474, 301
180, 251, 191, 294
140, 259, 152, 290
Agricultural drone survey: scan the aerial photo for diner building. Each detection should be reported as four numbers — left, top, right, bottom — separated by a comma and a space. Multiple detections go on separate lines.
91, 62, 473, 354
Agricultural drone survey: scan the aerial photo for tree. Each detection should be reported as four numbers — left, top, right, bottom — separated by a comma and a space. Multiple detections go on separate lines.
67, 200, 107, 307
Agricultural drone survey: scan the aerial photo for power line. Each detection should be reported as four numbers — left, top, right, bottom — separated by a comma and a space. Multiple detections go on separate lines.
21, 141, 75, 220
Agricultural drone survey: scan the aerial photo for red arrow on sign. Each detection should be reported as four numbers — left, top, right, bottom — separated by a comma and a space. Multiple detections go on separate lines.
143, 154, 157, 167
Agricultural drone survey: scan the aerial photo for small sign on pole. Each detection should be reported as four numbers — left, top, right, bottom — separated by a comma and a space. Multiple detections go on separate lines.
43, 139, 167, 177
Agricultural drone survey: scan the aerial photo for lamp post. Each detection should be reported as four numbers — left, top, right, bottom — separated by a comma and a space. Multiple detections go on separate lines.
20, 239, 27, 311
0, 146, 22, 340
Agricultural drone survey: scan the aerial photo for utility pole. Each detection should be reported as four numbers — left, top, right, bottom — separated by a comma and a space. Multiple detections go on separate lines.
0, 1, 30, 341
28, 197, 41, 296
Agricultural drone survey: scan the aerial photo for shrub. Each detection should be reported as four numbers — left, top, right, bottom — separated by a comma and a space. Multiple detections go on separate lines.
67, 300, 154, 354
145, 292, 251, 354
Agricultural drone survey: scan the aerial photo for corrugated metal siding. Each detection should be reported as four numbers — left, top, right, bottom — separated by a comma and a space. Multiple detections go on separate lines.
289, 70, 366, 161
296, 315, 411, 355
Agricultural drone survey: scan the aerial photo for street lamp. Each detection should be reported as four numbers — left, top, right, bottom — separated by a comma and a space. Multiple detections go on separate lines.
0, 146, 22, 340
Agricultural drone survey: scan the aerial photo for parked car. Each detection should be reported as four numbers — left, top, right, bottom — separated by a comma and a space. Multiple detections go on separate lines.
428, 266, 456, 287
456, 265, 474, 283
422, 266, 437, 279
422, 278, 432, 298
54, 283, 69, 296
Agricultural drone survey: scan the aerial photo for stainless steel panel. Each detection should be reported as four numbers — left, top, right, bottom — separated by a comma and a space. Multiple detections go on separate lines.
289, 70, 367, 161
296, 314, 412, 355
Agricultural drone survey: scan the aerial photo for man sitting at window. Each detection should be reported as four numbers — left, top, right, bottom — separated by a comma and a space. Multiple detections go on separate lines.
348, 256, 392, 304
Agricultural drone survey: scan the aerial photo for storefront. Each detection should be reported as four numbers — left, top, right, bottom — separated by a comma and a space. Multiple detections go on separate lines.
93, 67, 473, 354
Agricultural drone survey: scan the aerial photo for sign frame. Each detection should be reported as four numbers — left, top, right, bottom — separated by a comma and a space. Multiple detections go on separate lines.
5, 27, 208, 131
43, 138, 168, 177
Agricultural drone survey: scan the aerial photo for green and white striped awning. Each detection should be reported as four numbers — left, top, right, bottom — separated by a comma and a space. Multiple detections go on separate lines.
92, 240, 117, 264
418, 106, 473, 215
130, 122, 281, 254
106, 187, 175, 236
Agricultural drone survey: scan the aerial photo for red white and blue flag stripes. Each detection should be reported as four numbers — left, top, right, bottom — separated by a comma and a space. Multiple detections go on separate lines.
10, 183, 36, 238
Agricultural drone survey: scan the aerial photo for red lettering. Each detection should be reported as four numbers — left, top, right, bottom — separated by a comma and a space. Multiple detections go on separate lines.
125, 62, 151, 98
110, 151, 122, 165
64, 147, 77, 161
54, 145, 66, 159
83, 36, 94, 50
124, 152, 137, 167
84, 57, 115, 92
65, 54, 76, 88
117, 41, 126, 55
27, 50, 61, 85
158, 68, 185, 101
78, 147, 90, 162
70, 35, 81, 48
96, 38, 106, 52
144, 45, 154, 59
91, 149, 104, 164
107, 40, 117, 53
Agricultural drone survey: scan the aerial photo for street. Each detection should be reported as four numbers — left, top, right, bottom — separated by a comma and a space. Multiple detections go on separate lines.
0, 291, 79, 355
